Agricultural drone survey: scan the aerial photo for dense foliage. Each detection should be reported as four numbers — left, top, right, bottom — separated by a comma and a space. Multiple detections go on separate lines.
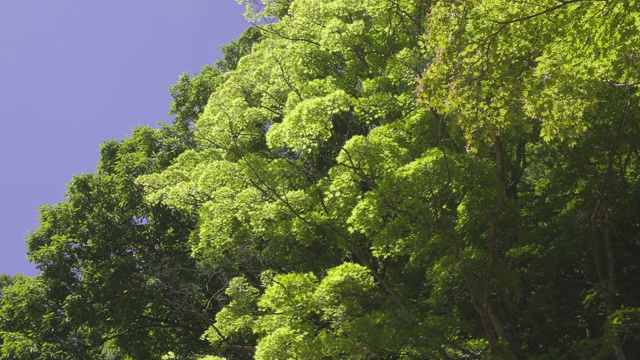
2, 0, 640, 359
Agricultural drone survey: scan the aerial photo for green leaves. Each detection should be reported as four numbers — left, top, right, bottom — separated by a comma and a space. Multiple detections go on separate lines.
1, 124, 220, 359
267, 89, 353, 153
6, 0, 640, 359
421, 0, 640, 144
210, 264, 378, 359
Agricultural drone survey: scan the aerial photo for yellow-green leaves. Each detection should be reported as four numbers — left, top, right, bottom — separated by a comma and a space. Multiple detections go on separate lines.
137, 0, 468, 357
314, 263, 376, 323
209, 264, 377, 359
267, 89, 352, 153
421, 0, 640, 144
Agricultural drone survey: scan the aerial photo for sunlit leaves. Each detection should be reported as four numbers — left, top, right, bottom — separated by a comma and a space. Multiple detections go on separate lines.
211, 264, 379, 359
267, 89, 353, 153
421, 0, 640, 144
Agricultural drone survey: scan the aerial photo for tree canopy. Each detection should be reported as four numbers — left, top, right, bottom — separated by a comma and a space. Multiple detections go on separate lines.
2, 0, 640, 359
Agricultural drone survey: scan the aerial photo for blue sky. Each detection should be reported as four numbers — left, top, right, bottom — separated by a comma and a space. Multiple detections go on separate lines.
0, 1, 249, 275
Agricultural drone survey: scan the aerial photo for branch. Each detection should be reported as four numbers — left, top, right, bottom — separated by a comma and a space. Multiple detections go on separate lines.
492, 0, 592, 26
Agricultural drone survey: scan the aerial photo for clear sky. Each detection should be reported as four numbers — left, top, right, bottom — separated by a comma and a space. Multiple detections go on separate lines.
0, 1, 249, 276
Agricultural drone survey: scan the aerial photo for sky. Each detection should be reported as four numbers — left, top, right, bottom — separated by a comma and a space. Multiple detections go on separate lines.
0, 1, 249, 276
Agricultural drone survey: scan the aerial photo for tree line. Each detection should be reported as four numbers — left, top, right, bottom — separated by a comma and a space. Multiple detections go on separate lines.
2, 0, 640, 358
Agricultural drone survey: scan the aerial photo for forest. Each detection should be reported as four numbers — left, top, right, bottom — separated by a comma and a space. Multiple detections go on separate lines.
2, 0, 640, 359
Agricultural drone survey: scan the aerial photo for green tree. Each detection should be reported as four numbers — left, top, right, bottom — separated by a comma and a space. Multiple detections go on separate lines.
0, 275, 14, 298
2, 125, 216, 359
143, 0, 640, 358
1, 26, 264, 359
140, 0, 478, 358
168, 27, 262, 129
420, 0, 640, 358
1, 275, 72, 359
5, 1, 640, 359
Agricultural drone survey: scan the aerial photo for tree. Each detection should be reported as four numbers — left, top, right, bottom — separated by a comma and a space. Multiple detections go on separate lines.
420, 0, 640, 358
0, 275, 15, 298
1, 125, 215, 359
1, 275, 71, 359
143, 0, 640, 358
140, 0, 480, 358
169, 27, 262, 129
5, 1, 640, 359
1, 25, 265, 360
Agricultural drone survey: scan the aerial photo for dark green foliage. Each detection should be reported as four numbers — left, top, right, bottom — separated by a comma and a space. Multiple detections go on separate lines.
2, 125, 219, 359
3, 1, 640, 359
0, 275, 14, 298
